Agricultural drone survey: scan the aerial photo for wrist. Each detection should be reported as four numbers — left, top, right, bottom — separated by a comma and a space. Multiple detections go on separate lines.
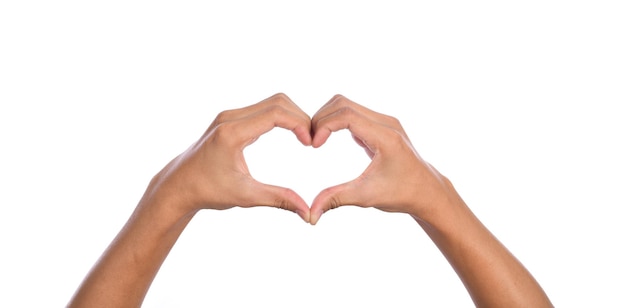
142, 167, 203, 219
407, 176, 468, 227
137, 182, 200, 234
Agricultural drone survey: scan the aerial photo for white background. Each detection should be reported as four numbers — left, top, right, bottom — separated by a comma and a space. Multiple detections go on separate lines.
1, 1, 625, 307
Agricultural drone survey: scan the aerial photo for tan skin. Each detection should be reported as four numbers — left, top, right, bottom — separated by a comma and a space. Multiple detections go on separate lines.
68, 93, 553, 308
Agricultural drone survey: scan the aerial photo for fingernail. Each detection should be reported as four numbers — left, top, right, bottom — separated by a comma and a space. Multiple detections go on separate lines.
297, 210, 310, 223
310, 212, 320, 225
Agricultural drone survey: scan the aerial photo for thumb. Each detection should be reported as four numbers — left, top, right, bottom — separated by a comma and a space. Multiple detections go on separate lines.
243, 182, 311, 223
310, 180, 363, 225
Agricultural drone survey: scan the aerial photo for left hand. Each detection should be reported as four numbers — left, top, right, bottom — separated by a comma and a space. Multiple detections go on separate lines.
309, 95, 459, 225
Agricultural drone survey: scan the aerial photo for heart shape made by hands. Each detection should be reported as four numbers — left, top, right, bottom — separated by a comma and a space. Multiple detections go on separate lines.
244, 127, 371, 207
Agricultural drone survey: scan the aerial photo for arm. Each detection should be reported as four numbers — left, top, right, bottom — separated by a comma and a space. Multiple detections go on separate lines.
309, 95, 553, 307
67, 93, 312, 308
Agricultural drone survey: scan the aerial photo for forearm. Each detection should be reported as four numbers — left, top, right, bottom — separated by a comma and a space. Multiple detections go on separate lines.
413, 183, 553, 307
68, 195, 196, 308
68, 95, 315, 307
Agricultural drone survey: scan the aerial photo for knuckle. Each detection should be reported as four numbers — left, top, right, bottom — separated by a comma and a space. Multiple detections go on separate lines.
214, 109, 234, 124
321, 94, 348, 110
210, 122, 239, 146
330, 94, 350, 108
274, 188, 297, 211
328, 195, 342, 211
267, 92, 291, 105
387, 115, 402, 128
275, 198, 288, 210
332, 94, 346, 102
384, 129, 408, 152
271, 92, 289, 100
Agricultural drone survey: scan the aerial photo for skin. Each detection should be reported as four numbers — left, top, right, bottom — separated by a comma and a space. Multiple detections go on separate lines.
67, 93, 553, 308
309, 95, 553, 307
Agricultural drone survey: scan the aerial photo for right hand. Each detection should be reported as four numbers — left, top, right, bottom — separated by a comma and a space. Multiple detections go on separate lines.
143, 93, 313, 222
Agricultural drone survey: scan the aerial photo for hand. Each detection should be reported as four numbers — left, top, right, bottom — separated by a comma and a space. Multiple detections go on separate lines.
68, 93, 315, 308
69, 93, 553, 308
144, 93, 313, 222
309, 95, 553, 307
309, 95, 462, 225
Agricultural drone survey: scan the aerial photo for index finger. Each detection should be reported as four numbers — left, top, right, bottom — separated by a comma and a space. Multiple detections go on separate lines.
207, 93, 312, 140
312, 95, 407, 146
221, 103, 313, 149
311, 105, 401, 158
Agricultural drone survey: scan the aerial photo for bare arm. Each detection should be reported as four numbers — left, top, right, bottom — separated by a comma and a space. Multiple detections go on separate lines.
67, 93, 312, 307
68, 93, 553, 307
309, 95, 553, 307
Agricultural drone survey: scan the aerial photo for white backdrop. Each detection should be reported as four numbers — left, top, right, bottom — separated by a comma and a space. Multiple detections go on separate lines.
1, 1, 625, 307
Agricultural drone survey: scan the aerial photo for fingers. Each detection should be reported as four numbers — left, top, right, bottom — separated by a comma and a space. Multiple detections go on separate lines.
311, 102, 401, 159
208, 93, 312, 146
309, 110, 384, 224
240, 105, 311, 146
215, 95, 312, 222
311, 94, 406, 148
198, 93, 415, 224
309, 95, 412, 224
